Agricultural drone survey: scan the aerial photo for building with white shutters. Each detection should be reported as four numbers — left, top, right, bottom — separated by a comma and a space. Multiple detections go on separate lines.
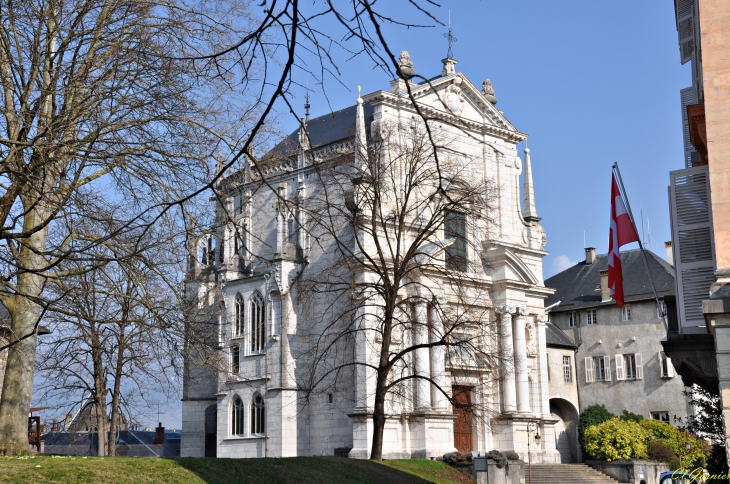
180, 55, 562, 462
546, 248, 690, 427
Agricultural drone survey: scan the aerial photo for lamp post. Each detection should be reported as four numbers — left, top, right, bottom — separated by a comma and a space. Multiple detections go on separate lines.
527, 421, 541, 484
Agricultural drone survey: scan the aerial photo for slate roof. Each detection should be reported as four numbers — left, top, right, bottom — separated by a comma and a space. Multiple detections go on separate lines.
265, 103, 375, 159
545, 321, 576, 348
545, 249, 675, 312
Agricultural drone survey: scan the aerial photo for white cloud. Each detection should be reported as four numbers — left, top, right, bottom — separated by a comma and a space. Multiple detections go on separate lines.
550, 254, 577, 275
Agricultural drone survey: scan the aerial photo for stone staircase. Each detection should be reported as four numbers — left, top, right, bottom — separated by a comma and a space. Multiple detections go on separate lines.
528, 463, 621, 484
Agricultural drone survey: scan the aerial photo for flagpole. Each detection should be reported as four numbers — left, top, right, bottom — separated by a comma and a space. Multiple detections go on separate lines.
612, 162, 668, 332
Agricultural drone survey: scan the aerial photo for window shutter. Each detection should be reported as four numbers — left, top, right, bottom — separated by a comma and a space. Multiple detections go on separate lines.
635, 353, 643, 380
680, 87, 697, 168
675, 0, 695, 65
585, 357, 594, 383
615, 355, 625, 381
603, 355, 611, 382
669, 166, 715, 331
667, 356, 675, 378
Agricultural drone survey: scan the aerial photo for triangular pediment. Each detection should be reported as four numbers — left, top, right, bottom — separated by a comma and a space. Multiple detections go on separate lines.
408, 73, 518, 132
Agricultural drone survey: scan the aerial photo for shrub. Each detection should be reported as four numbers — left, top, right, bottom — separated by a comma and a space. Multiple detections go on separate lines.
640, 419, 708, 469
640, 419, 678, 440
442, 452, 470, 466
578, 404, 616, 453
649, 440, 674, 461
584, 418, 650, 462
621, 410, 644, 423
484, 450, 517, 468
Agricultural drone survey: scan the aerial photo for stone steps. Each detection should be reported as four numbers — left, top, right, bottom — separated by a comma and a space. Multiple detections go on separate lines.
528, 463, 621, 484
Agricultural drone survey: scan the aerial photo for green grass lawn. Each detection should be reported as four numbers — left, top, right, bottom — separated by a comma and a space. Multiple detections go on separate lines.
0, 455, 475, 484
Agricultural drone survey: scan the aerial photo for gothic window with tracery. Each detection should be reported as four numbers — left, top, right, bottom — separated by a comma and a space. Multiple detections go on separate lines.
234, 294, 244, 336
231, 395, 244, 436
250, 292, 266, 352
251, 393, 265, 435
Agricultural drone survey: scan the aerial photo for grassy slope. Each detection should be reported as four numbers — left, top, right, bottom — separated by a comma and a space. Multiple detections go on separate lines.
0, 455, 474, 484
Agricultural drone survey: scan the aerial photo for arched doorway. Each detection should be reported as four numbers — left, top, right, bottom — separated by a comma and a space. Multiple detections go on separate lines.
549, 398, 580, 463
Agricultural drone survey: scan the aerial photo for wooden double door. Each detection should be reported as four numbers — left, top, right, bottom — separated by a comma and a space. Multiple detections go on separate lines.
452, 386, 473, 453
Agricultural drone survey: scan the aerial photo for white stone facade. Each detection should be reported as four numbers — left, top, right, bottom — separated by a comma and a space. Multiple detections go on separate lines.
181, 57, 559, 462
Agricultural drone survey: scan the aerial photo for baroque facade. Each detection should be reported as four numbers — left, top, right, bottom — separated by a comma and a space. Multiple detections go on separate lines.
181, 55, 560, 462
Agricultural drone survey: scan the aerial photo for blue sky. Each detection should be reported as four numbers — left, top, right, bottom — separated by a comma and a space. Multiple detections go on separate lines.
288, 0, 690, 278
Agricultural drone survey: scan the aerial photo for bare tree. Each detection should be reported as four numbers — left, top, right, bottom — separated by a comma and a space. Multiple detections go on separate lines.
35, 215, 185, 456
287, 119, 503, 460
0, 0, 258, 453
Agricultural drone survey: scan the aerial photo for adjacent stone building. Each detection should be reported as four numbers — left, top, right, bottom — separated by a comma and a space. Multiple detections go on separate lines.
181, 55, 561, 462
546, 248, 690, 426
545, 321, 580, 463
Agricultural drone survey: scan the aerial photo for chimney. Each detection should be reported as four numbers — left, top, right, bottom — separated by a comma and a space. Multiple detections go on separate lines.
585, 247, 596, 265
65, 413, 73, 430
665, 241, 673, 265
155, 422, 165, 445
600, 270, 610, 301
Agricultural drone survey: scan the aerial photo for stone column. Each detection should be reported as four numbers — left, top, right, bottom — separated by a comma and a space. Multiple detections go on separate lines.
514, 307, 530, 414
535, 314, 551, 417
496, 306, 517, 413
413, 302, 431, 411
430, 305, 448, 411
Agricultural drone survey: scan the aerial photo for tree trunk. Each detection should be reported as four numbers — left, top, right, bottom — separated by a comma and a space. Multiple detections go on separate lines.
91, 323, 108, 456
108, 322, 126, 456
369, 370, 388, 460
0, 205, 49, 454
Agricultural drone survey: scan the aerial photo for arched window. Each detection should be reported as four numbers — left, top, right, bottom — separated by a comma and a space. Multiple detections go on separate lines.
231, 345, 240, 374
250, 292, 266, 352
287, 215, 298, 246
199, 236, 212, 265
251, 393, 265, 435
231, 396, 244, 436
234, 294, 244, 336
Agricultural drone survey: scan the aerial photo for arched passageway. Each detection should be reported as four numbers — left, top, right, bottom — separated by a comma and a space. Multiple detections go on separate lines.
549, 398, 580, 463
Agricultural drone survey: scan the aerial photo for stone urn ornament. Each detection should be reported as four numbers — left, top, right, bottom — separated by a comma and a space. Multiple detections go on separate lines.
397, 51, 415, 80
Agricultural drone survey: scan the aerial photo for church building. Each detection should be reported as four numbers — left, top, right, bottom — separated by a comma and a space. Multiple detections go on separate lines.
181, 53, 561, 463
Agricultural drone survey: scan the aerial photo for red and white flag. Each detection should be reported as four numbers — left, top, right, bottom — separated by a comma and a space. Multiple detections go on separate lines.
608, 172, 639, 307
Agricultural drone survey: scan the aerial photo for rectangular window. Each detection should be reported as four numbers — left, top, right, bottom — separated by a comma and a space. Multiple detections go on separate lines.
586, 309, 596, 325
593, 356, 609, 381
563, 356, 571, 382
657, 302, 668, 319
623, 353, 643, 380
651, 411, 670, 422
568, 311, 577, 328
622, 305, 631, 321
231, 345, 240, 375
660, 352, 674, 378
326, 393, 334, 404
624, 354, 636, 379
445, 211, 467, 272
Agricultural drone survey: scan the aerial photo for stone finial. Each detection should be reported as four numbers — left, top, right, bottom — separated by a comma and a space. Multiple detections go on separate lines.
522, 147, 540, 223
397, 51, 415, 80
355, 88, 368, 170
482, 79, 497, 105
